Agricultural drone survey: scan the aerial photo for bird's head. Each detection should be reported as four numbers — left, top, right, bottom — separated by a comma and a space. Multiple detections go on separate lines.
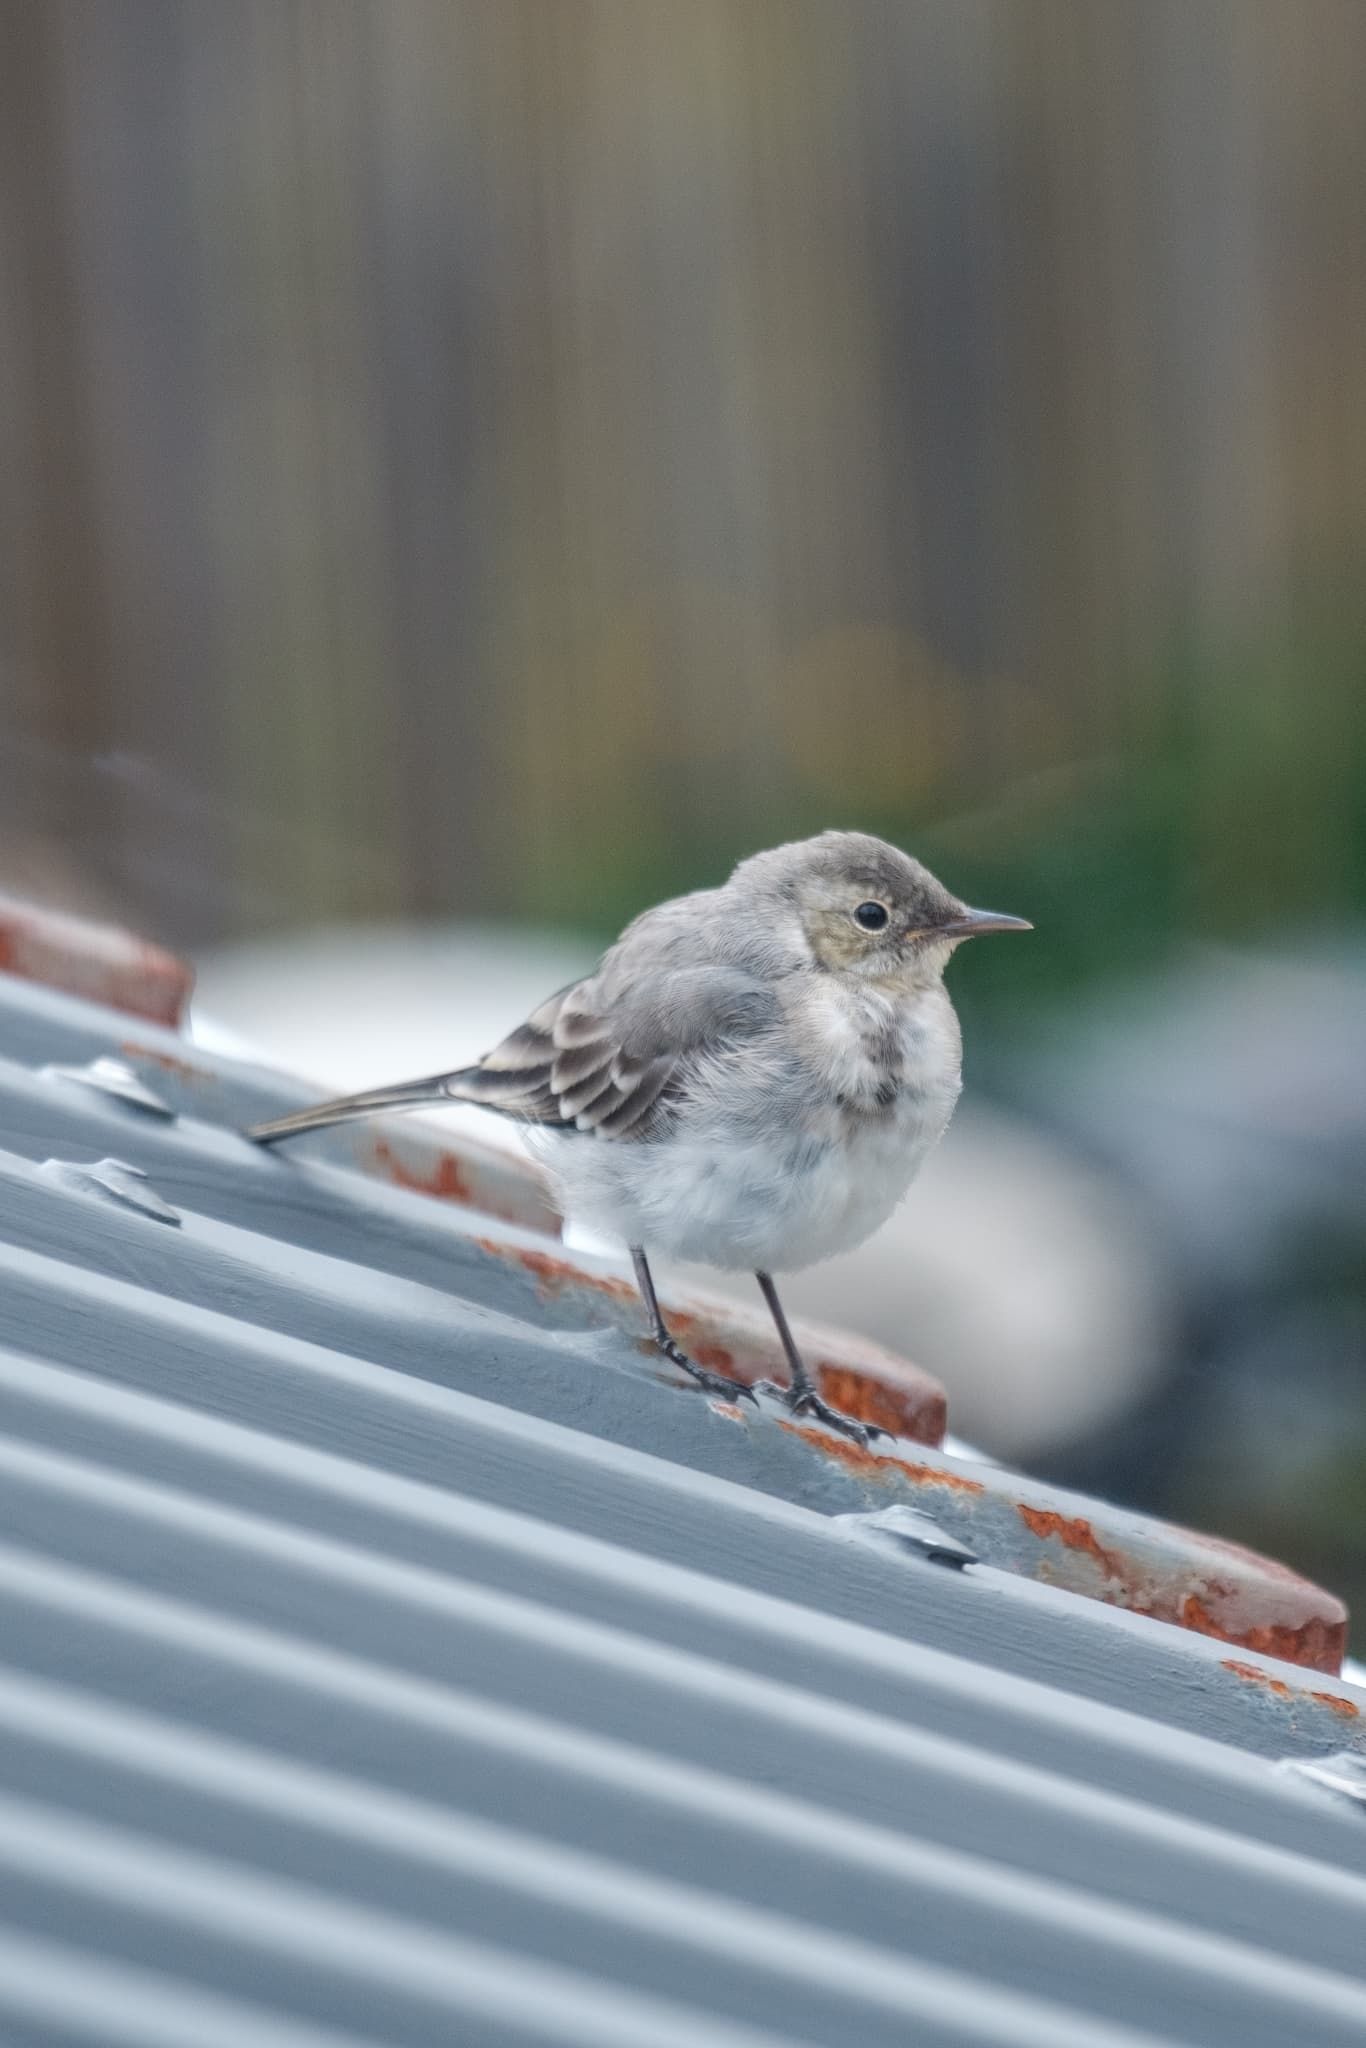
732, 830, 1031, 988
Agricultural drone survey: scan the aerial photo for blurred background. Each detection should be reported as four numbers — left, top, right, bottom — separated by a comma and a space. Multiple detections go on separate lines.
2, 1, 1365, 1614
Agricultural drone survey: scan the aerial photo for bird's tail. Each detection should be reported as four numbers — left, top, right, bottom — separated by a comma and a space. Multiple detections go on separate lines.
247, 1070, 473, 1146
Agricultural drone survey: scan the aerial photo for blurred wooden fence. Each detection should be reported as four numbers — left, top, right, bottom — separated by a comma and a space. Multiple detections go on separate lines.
2, 1, 1365, 943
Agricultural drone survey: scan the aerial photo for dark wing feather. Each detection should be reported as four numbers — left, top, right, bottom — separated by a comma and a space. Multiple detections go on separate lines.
593, 1055, 675, 1135
458, 962, 776, 1141
442, 987, 577, 1124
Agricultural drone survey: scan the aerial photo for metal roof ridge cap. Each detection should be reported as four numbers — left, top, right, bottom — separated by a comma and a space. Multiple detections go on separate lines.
1, 1345, 1360, 1838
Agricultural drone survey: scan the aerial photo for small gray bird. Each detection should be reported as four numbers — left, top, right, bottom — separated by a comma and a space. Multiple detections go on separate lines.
247, 832, 1029, 1441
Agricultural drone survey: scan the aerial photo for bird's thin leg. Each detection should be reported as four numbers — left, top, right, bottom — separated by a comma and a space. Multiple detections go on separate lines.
755, 1271, 883, 1446
631, 1247, 757, 1405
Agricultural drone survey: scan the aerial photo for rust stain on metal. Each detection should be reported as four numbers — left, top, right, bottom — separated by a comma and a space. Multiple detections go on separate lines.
1018, 1504, 1347, 1673
1221, 1659, 1360, 1716
779, 1422, 986, 1490
348, 1139, 560, 1237
812, 1363, 947, 1444
1017, 1506, 1128, 1583
370, 1136, 475, 1206
0, 896, 193, 1027
661, 1309, 745, 1378
708, 1399, 749, 1425
475, 1236, 637, 1303
1180, 1597, 1344, 1674
1221, 1659, 1294, 1699
1312, 1691, 1362, 1719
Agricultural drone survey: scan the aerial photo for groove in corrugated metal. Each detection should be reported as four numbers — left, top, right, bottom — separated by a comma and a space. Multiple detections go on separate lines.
1, 1419, 1364, 1980
2, 1345, 1358, 1873
0, 969, 1364, 2047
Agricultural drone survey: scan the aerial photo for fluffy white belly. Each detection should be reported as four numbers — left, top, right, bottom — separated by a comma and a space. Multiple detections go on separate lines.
530, 976, 964, 1271
538, 1085, 957, 1271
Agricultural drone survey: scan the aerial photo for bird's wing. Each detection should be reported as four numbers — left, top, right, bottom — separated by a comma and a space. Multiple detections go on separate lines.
248, 964, 776, 1147
456, 962, 776, 1138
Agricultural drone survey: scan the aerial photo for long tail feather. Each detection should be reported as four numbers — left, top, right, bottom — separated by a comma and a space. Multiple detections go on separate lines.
247, 1071, 470, 1146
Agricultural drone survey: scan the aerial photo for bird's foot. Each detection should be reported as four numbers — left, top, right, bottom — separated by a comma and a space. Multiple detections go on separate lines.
656, 1334, 758, 1407
760, 1378, 887, 1448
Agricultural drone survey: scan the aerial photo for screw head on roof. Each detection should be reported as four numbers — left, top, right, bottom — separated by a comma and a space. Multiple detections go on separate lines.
39, 1156, 181, 1225
1279, 1752, 1366, 1812
41, 1055, 176, 1119
834, 1503, 978, 1570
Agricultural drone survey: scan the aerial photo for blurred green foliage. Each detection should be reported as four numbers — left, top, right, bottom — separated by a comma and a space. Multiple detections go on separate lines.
515, 612, 1366, 1045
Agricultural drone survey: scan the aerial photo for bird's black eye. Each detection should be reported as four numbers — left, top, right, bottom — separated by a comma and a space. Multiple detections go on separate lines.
854, 900, 889, 932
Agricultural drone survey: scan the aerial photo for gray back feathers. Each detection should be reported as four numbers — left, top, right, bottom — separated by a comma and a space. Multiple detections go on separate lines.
249, 831, 943, 1149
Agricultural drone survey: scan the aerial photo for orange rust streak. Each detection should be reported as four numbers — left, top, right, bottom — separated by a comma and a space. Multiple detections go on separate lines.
1183, 1597, 1344, 1676
1220, 1654, 1359, 1703
1221, 1659, 1359, 1714
1312, 1690, 1362, 1718
779, 1421, 986, 1490
371, 1137, 475, 1206
816, 1363, 946, 1446
634, 1333, 739, 1375
1019, 1506, 1346, 1673
475, 1237, 636, 1303
662, 1310, 738, 1378
1016, 1505, 1128, 1584
1220, 1659, 1293, 1698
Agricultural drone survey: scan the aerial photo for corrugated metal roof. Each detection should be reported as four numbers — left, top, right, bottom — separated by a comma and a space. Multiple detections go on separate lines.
0, 960, 1364, 2048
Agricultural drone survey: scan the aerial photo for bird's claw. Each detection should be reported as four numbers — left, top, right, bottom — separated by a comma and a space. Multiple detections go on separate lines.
659, 1339, 758, 1406
758, 1378, 886, 1448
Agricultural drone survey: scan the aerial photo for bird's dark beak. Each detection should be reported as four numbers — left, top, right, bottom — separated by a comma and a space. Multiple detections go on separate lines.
931, 907, 1033, 941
